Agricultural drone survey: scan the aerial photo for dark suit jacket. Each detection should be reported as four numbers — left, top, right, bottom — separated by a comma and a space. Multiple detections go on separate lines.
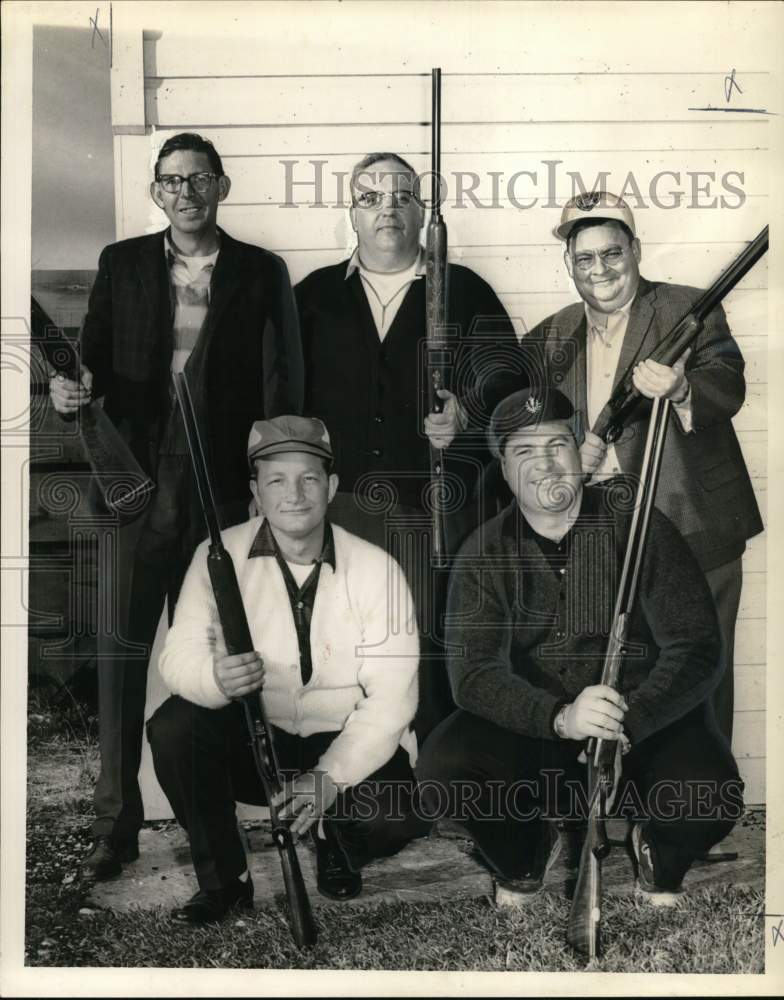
296, 259, 522, 508
81, 228, 303, 517
527, 276, 763, 570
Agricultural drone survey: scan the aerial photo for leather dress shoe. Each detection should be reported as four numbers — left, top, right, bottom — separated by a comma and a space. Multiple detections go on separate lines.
81, 835, 139, 881
173, 876, 254, 925
314, 833, 362, 901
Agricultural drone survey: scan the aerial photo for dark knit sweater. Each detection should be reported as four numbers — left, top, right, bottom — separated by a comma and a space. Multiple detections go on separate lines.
445, 485, 721, 744
296, 260, 521, 508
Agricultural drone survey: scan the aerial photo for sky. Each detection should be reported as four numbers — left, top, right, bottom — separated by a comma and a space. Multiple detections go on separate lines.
32, 23, 115, 270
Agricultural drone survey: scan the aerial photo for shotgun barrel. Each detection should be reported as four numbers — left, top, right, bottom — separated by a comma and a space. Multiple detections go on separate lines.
567, 394, 671, 959
172, 372, 318, 949
425, 66, 450, 567
592, 226, 768, 443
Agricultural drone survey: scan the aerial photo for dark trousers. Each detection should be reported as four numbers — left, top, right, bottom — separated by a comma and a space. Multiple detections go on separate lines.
328, 490, 479, 742
706, 557, 743, 744
417, 706, 743, 889
92, 456, 189, 840
147, 696, 429, 891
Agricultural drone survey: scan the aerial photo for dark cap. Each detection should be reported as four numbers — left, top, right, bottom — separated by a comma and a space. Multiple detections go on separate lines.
488, 387, 575, 459
247, 415, 333, 464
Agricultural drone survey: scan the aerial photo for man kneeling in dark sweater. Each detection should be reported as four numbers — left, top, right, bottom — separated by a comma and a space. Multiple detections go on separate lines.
418, 387, 742, 908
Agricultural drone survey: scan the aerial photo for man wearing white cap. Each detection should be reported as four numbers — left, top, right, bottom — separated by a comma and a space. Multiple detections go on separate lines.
525, 192, 762, 744
148, 415, 426, 924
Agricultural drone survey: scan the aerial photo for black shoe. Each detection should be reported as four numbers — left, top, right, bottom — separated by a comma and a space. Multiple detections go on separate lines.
173, 876, 254, 925
314, 833, 362, 901
495, 822, 562, 909
81, 835, 139, 881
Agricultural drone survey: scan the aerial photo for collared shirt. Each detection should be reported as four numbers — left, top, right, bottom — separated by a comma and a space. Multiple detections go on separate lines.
584, 291, 693, 481
164, 232, 220, 374
499, 491, 618, 674
345, 247, 426, 341
248, 519, 336, 686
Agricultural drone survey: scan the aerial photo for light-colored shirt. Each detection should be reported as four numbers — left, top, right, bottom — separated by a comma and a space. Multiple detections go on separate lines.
584, 295, 692, 481
165, 233, 219, 373
346, 247, 425, 341
585, 298, 633, 480
158, 517, 419, 789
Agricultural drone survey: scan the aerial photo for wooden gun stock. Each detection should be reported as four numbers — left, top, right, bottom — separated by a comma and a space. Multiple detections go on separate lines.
173, 372, 317, 949
33, 305, 153, 516
567, 747, 618, 959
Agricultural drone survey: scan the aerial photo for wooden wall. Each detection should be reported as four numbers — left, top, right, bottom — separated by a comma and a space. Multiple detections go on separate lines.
109, 1, 772, 801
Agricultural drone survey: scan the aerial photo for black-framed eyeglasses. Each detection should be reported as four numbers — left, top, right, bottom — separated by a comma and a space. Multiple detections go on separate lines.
570, 245, 629, 272
353, 190, 416, 209
155, 172, 220, 194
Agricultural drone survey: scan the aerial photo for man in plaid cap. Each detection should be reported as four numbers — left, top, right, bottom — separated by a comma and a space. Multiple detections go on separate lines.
418, 387, 742, 909
524, 192, 762, 745
148, 416, 427, 924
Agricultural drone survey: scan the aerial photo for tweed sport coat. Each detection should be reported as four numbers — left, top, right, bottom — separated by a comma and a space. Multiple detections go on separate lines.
80, 228, 304, 519
526, 277, 763, 571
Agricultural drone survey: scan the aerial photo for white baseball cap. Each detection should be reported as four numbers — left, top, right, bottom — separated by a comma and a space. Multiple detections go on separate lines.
555, 191, 636, 242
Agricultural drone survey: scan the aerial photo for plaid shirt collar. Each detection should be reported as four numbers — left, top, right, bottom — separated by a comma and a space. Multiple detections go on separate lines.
164, 228, 221, 269
345, 246, 426, 280
248, 517, 337, 571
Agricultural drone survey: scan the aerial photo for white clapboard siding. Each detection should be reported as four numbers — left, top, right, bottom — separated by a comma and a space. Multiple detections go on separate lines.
111, 2, 770, 803
138, 3, 774, 78
143, 149, 768, 205
142, 120, 771, 158
144, 73, 776, 129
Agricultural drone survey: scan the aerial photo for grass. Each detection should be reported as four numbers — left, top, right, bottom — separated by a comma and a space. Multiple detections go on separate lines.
25, 705, 765, 973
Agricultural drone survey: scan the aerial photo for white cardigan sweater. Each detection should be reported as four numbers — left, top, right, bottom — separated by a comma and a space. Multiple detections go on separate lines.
158, 517, 419, 788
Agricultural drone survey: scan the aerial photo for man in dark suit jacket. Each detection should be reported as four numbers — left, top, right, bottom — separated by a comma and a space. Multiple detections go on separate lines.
50, 132, 303, 879
525, 192, 763, 743
295, 152, 524, 736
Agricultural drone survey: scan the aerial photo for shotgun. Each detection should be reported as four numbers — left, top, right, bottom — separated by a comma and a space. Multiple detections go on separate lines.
569, 225, 769, 957
172, 372, 317, 949
425, 66, 450, 568
567, 394, 671, 959
34, 301, 154, 516
592, 226, 768, 443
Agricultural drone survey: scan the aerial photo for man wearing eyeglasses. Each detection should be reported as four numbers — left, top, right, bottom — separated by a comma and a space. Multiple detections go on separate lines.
295, 152, 523, 737
525, 192, 762, 748
49, 131, 303, 881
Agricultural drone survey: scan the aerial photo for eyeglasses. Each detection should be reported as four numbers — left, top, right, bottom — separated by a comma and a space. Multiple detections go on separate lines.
570, 245, 629, 272
155, 172, 220, 194
353, 190, 416, 209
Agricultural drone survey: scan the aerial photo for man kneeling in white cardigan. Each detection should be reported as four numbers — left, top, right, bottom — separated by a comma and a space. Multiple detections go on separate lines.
147, 415, 428, 925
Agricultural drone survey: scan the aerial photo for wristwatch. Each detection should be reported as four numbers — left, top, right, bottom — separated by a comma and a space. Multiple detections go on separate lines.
553, 704, 569, 739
